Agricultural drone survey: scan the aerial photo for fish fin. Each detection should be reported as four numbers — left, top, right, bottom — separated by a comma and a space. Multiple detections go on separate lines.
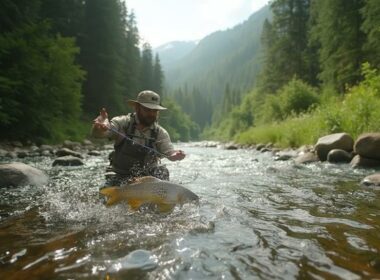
157, 203, 175, 213
100, 187, 123, 206
131, 176, 161, 185
128, 199, 144, 210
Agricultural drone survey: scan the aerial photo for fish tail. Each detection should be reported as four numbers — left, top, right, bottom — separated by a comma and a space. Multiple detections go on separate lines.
100, 187, 123, 206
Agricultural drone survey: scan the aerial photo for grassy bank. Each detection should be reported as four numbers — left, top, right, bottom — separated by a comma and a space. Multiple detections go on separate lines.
231, 64, 380, 148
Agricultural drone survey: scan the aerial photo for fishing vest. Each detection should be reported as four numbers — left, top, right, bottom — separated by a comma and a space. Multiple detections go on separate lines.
112, 113, 159, 176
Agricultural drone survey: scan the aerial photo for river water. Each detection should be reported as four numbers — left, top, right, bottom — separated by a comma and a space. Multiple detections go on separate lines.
0, 142, 380, 279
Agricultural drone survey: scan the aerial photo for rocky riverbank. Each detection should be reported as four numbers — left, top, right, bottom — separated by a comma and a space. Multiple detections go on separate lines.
1, 133, 380, 188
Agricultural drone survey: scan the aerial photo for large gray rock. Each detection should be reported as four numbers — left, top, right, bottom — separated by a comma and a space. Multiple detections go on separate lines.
55, 148, 83, 158
350, 155, 380, 168
294, 152, 319, 164
315, 133, 354, 161
361, 173, 380, 186
53, 156, 84, 166
0, 162, 48, 187
354, 133, 380, 160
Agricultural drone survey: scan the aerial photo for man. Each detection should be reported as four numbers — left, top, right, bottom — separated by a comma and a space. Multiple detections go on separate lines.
92, 90, 185, 184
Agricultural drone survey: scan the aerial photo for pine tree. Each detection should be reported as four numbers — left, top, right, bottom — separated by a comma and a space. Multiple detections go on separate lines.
0, 23, 84, 142
0, 0, 40, 33
258, 0, 312, 94
310, 0, 365, 92
152, 54, 164, 95
123, 10, 141, 100
361, 0, 380, 68
139, 43, 153, 91
39, 0, 85, 38
80, 0, 126, 115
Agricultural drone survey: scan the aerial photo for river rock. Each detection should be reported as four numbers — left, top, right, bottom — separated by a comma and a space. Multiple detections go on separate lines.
274, 150, 298, 161
256, 143, 265, 151
53, 156, 84, 166
63, 140, 81, 150
361, 173, 380, 186
0, 162, 48, 187
350, 155, 380, 168
314, 133, 354, 161
224, 143, 239, 150
56, 148, 83, 158
40, 150, 53, 157
39, 144, 54, 153
17, 151, 28, 158
354, 133, 380, 160
82, 139, 93, 146
294, 152, 319, 164
11, 141, 23, 148
327, 149, 353, 163
0, 149, 7, 157
5, 151, 17, 158
88, 150, 101, 156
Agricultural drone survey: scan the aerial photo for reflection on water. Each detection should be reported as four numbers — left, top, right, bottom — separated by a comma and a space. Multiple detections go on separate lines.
1, 143, 380, 279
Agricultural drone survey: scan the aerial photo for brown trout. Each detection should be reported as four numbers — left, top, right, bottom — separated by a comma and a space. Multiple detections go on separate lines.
100, 176, 199, 212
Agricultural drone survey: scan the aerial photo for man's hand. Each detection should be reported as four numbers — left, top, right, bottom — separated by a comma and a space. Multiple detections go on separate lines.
168, 150, 186, 161
92, 108, 110, 137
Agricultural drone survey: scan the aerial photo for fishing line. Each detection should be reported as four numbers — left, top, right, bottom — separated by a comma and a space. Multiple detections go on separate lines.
108, 126, 169, 158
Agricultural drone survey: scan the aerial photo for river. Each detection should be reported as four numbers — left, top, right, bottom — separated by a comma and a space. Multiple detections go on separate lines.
0, 142, 380, 279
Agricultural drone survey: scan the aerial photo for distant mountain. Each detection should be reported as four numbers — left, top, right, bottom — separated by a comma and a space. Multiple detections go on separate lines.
162, 5, 271, 102
154, 41, 197, 70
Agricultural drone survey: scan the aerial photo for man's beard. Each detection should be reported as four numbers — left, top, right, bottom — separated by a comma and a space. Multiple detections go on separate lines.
137, 111, 157, 126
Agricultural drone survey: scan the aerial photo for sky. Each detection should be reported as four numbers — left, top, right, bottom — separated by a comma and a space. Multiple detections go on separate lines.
125, 0, 270, 48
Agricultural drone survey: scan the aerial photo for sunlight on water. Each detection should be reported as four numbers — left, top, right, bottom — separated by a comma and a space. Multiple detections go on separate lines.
1, 143, 380, 279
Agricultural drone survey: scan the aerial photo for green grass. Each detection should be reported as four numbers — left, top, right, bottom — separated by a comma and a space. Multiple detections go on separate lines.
235, 113, 326, 148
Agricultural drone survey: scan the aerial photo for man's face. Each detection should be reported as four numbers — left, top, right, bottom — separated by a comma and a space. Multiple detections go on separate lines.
136, 104, 159, 126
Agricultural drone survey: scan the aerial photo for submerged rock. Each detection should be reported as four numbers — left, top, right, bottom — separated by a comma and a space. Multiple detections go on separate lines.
107, 249, 158, 274
0, 162, 48, 187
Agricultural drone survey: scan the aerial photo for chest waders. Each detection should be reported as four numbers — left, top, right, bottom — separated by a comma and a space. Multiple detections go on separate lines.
112, 113, 159, 177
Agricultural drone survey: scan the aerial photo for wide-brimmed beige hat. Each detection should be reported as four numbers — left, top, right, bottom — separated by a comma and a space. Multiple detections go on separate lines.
127, 90, 167, 110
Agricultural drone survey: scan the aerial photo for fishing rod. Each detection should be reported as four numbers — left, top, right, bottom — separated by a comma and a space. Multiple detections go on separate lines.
108, 126, 169, 159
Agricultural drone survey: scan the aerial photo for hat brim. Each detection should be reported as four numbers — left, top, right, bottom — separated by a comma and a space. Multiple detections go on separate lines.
127, 100, 167, 110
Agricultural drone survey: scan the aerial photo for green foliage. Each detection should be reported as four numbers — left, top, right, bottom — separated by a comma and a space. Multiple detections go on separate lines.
310, 0, 365, 92
139, 43, 154, 91
259, 94, 283, 123
204, 89, 256, 140
173, 86, 213, 131
152, 54, 164, 95
235, 64, 380, 147
0, 0, 40, 33
235, 113, 324, 148
0, 22, 84, 143
318, 63, 380, 138
361, 0, 380, 68
259, 77, 320, 123
81, 0, 130, 116
279, 77, 320, 117
258, 0, 314, 94
159, 97, 200, 141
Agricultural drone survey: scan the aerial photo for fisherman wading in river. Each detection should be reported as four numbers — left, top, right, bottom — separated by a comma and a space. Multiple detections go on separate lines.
92, 90, 185, 186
